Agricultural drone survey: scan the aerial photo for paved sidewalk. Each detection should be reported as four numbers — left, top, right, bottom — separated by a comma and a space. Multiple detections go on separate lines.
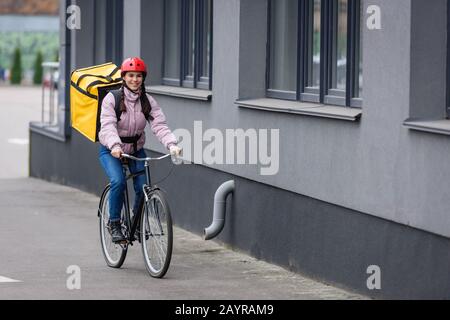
0, 177, 367, 300
0, 86, 41, 178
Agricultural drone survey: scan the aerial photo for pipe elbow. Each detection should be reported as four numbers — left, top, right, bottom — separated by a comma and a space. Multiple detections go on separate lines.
214, 180, 235, 201
203, 180, 235, 240
204, 219, 225, 240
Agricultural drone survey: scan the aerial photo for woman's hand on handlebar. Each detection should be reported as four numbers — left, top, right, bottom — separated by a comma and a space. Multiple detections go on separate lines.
111, 146, 123, 159
169, 145, 182, 157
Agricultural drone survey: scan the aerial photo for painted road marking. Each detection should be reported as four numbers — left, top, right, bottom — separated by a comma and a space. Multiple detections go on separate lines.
0, 276, 22, 283
7, 138, 29, 145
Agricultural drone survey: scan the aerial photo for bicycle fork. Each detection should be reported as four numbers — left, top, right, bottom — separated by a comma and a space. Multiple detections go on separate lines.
143, 186, 165, 237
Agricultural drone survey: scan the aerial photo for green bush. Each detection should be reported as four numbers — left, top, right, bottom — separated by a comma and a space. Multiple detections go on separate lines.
0, 31, 59, 70
33, 51, 43, 84
10, 47, 22, 84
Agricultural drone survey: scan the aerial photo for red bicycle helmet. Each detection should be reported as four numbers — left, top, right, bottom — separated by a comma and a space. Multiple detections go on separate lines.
121, 57, 147, 78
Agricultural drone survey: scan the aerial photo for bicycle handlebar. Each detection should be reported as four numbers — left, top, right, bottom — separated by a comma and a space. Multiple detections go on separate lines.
121, 153, 172, 162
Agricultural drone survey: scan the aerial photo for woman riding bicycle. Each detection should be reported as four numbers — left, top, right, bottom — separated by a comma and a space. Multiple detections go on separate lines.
98, 57, 181, 243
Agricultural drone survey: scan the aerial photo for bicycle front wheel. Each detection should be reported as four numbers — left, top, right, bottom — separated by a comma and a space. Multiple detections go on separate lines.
99, 186, 128, 268
140, 189, 173, 278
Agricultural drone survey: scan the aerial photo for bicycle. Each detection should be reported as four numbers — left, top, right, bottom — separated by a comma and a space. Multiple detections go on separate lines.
98, 152, 178, 278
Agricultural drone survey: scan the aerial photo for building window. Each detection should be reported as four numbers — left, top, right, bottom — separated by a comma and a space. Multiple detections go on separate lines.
447, 0, 450, 118
267, 0, 362, 108
94, 0, 123, 66
163, 0, 213, 90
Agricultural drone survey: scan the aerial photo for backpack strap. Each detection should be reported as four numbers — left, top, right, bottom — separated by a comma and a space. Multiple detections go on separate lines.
110, 89, 122, 122
119, 134, 142, 154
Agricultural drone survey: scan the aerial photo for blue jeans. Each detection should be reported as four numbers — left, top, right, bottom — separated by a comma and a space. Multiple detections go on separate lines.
99, 145, 147, 222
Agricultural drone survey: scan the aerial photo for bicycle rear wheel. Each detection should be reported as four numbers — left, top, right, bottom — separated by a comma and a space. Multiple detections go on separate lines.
140, 189, 173, 278
99, 186, 128, 268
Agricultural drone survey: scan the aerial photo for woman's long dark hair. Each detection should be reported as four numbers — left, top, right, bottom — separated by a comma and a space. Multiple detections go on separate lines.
119, 81, 153, 120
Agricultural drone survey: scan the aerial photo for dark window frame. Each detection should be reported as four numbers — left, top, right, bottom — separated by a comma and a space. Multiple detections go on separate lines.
447, 0, 450, 118
161, 0, 181, 87
267, 0, 362, 108
93, 0, 123, 66
108, 0, 124, 66
163, 0, 213, 90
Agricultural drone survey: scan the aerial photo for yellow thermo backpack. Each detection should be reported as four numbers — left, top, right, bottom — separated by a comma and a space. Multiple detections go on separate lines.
70, 62, 123, 142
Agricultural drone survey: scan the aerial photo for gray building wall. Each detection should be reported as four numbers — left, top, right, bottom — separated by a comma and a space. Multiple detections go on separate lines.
138, 0, 450, 239
123, 0, 141, 60
70, 0, 95, 67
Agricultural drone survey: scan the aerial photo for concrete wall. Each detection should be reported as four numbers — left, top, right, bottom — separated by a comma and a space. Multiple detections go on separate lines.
70, 0, 95, 69
140, 0, 164, 86
123, 0, 141, 59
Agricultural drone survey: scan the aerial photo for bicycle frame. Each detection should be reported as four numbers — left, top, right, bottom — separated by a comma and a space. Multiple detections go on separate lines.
120, 153, 171, 244
121, 167, 144, 244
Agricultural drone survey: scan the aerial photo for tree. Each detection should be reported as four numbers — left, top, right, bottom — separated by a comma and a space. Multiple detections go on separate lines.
10, 47, 22, 84
33, 50, 43, 85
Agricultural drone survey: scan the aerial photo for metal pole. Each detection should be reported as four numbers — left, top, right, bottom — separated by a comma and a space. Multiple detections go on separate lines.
41, 68, 45, 123
49, 70, 54, 124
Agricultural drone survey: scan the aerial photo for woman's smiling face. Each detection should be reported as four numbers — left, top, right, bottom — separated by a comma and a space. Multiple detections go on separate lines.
123, 71, 143, 91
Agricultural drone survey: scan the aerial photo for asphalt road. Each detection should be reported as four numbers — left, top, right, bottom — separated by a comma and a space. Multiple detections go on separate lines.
0, 85, 366, 300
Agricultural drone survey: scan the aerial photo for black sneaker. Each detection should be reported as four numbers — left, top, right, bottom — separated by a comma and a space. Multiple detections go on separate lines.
110, 221, 126, 243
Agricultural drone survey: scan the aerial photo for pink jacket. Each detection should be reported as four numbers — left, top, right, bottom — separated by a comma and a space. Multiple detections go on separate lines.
98, 87, 177, 154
